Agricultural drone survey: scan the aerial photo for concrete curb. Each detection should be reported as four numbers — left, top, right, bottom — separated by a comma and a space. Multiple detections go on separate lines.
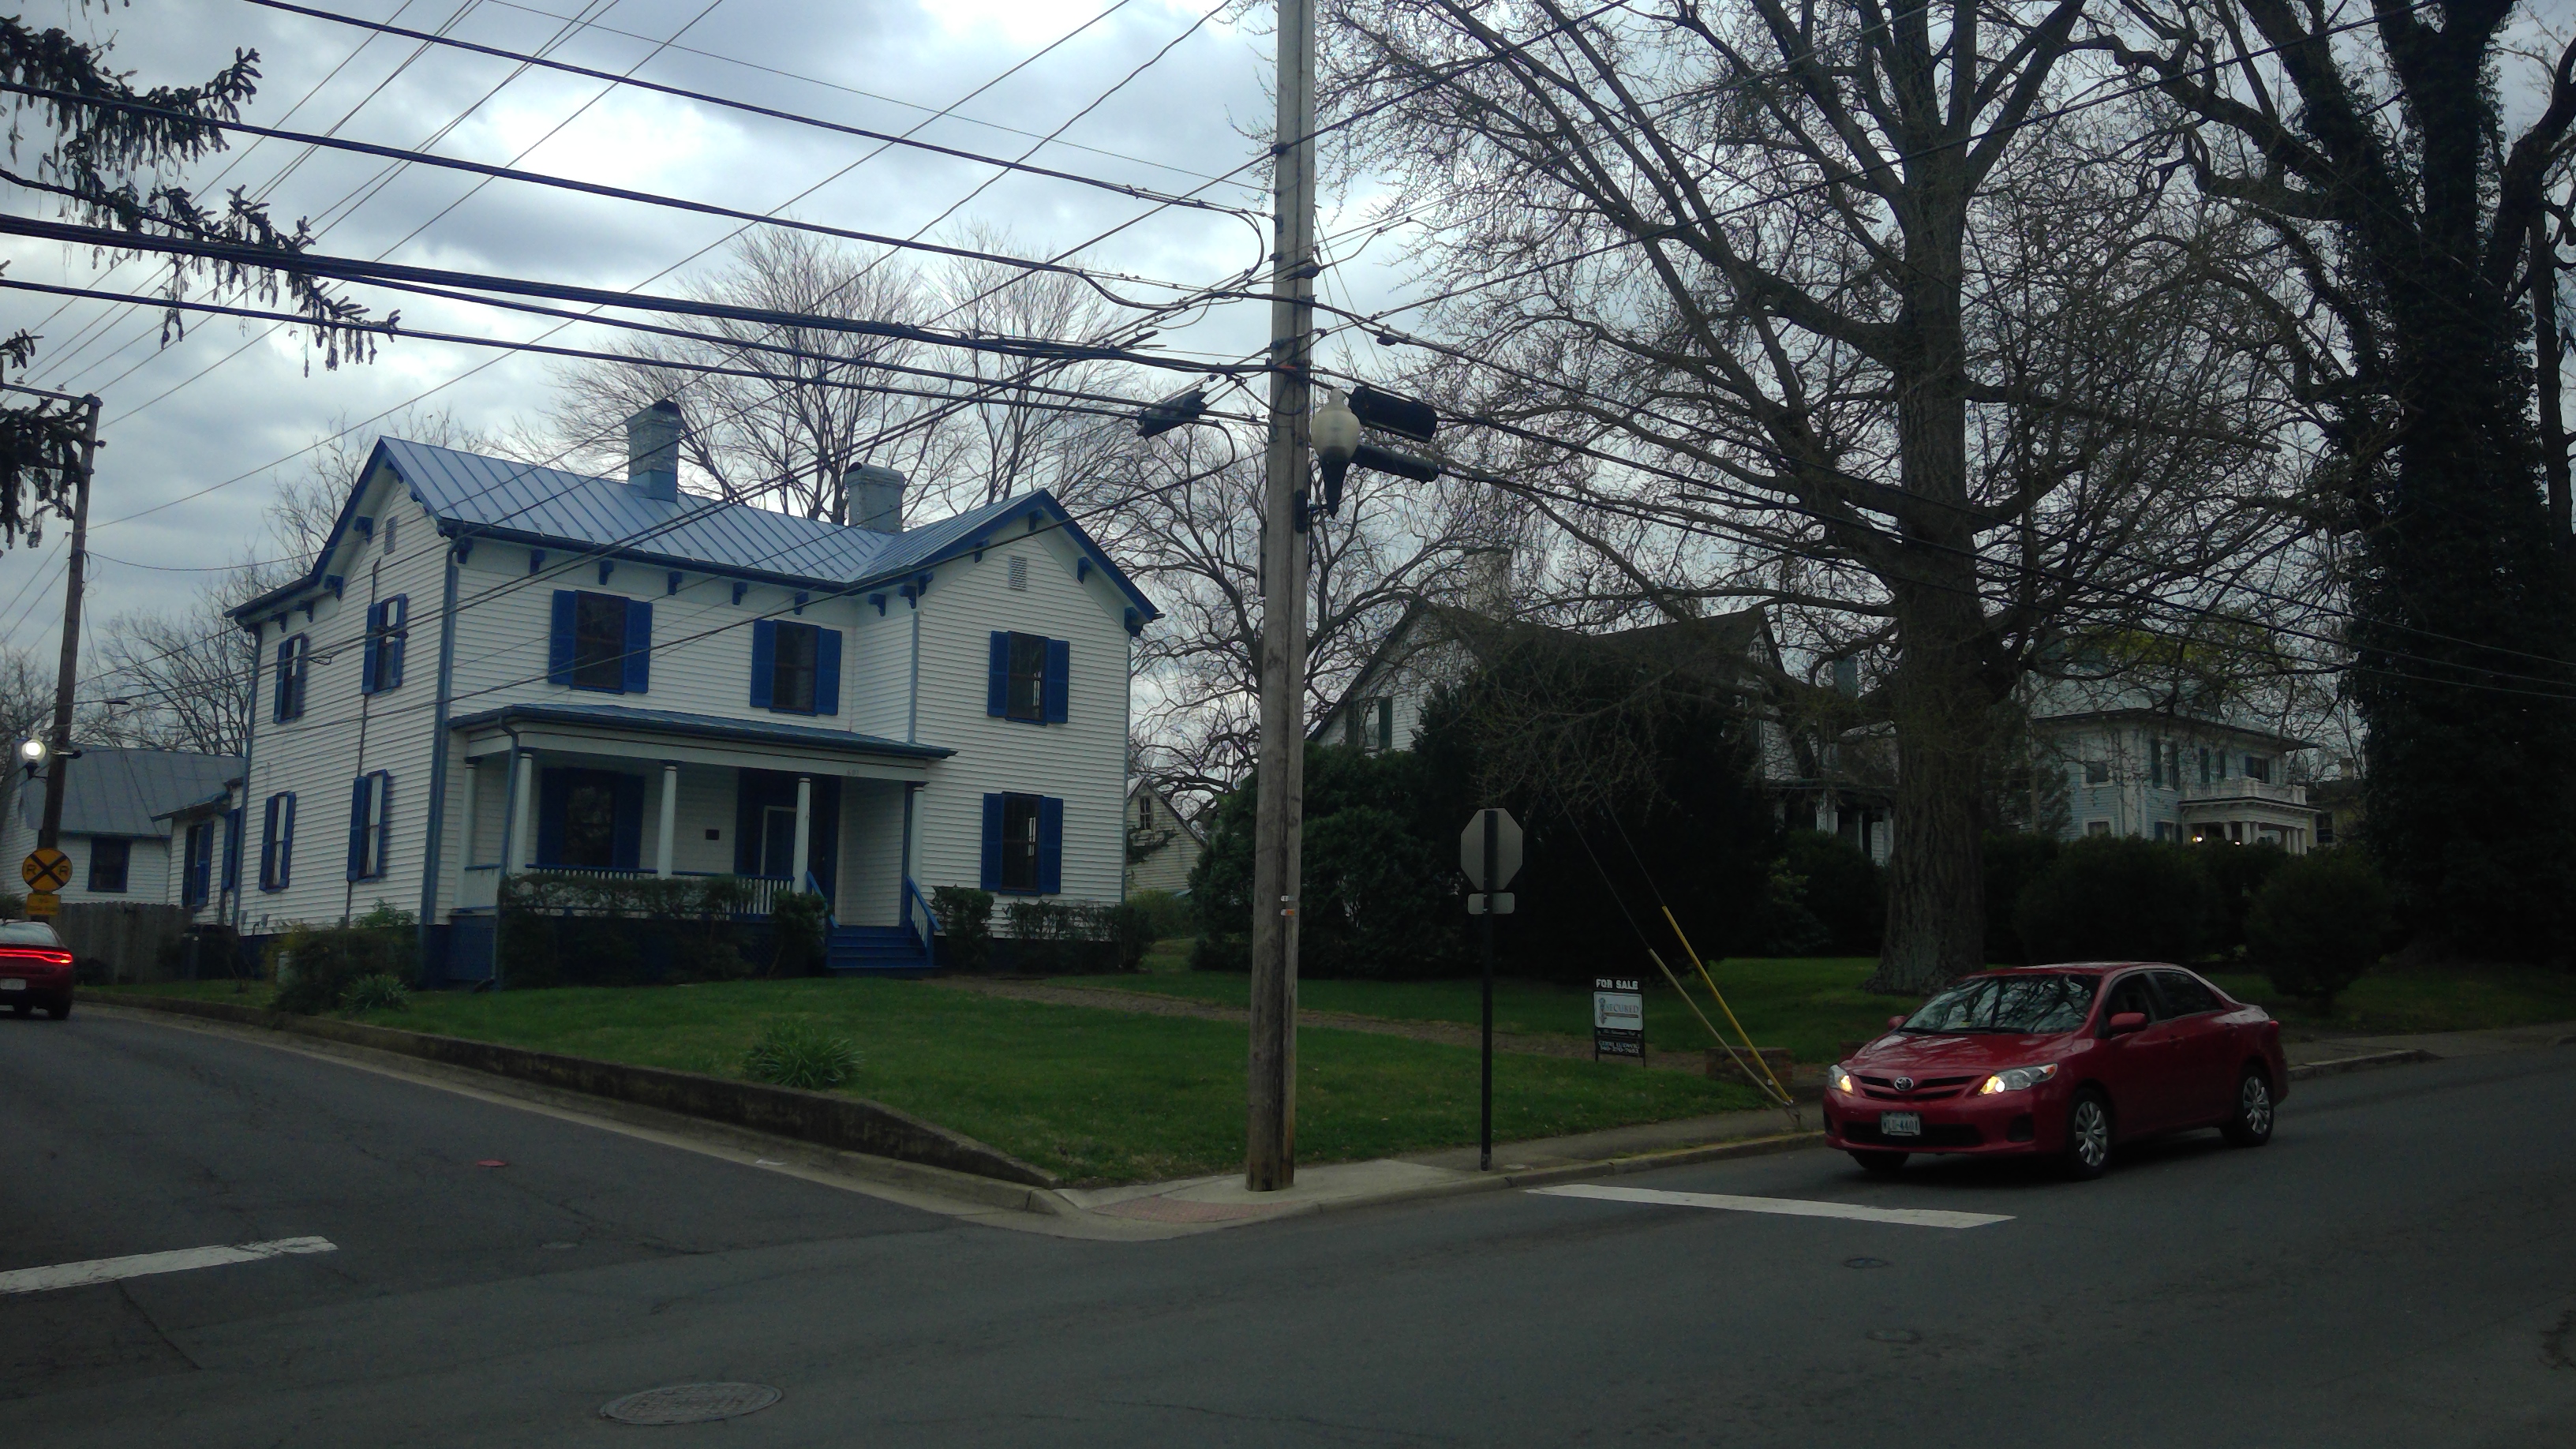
92, 991, 1059, 1189
2286, 1047, 2438, 1082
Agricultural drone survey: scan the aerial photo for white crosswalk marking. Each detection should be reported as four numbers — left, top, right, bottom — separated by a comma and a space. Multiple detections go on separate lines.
1530, 1184, 2012, 1229
0, 1236, 338, 1294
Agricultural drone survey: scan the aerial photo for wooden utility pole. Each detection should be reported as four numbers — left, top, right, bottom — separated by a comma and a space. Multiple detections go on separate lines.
1248, 0, 1320, 1191
37, 394, 100, 853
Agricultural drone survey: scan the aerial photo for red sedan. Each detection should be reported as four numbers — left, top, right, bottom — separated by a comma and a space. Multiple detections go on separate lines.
1823, 964, 2287, 1180
0, 919, 76, 1020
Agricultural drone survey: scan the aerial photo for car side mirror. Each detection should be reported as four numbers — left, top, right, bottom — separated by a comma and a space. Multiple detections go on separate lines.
2106, 1011, 2147, 1036
1887, 1014, 1908, 1031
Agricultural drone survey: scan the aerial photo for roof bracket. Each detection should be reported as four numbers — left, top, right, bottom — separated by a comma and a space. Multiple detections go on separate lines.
913, 571, 932, 598
1076, 558, 1091, 582
354, 517, 374, 540
970, 537, 988, 562
666, 571, 682, 595
453, 539, 474, 564
732, 582, 748, 606
1125, 606, 1143, 637
528, 550, 545, 575
792, 591, 807, 616
869, 593, 887, 616
1025, 513, 1041, 533
597, 561, 615, 586
325, 575, 344, 599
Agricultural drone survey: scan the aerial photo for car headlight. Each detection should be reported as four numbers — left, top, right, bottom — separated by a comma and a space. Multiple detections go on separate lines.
1827, 1065, 1854, 1095
1977, 1063, 2059, 1095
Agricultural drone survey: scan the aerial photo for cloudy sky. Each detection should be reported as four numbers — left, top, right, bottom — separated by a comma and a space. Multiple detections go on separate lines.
0, 0, 1413, 657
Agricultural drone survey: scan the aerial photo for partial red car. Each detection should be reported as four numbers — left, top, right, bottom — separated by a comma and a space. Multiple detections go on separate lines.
1823, 963, 2287, 1179
0, 919, 76, 1020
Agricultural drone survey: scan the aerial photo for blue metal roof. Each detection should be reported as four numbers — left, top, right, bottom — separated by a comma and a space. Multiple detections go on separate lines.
7, 747, 241, 838
447, 702, 954, 758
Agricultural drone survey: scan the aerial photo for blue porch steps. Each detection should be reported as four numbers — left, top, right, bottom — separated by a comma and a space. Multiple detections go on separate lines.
826, 924, 932, 975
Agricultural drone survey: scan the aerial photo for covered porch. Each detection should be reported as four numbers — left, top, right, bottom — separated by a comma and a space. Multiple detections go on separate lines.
446, 705, 950, 969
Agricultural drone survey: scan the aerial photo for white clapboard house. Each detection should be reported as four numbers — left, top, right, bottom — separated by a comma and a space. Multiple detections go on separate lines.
223, 402, 1156, 980
0, 747, 241, 907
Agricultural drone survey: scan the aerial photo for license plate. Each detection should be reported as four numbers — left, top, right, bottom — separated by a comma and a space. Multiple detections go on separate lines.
1879, 1111, 1921, 1137
0, 979, 24, 990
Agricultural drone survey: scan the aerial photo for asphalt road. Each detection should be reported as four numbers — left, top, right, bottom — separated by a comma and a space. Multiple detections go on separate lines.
4, 1009, 2570, 1447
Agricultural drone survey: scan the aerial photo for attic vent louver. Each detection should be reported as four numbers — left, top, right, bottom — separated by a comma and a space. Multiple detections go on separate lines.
627, 399, 683, 503
1008, 556, 1029, 592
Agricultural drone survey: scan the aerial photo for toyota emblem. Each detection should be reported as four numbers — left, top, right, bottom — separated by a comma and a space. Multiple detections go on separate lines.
1893, 1076, 1915, 1091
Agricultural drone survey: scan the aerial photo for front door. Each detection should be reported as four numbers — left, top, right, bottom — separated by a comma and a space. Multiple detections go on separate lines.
760, 806, 799, 880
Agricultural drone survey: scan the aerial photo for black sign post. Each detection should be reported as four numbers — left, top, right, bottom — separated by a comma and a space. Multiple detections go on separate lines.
1593, 976, 1646, 1064
1460, 807, 1522, 1171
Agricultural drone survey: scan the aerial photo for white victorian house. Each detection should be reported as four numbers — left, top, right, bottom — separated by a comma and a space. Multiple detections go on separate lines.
2023, 677, 2320, 852
224, 402, 1156, 980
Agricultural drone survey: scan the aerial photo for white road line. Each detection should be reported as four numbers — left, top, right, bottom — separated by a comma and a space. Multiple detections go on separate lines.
0, 1236, 338, 1295
1530, 1184, 2012, 1229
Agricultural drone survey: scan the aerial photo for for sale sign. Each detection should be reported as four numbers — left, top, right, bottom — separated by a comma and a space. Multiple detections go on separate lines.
1593, 976, 1644, 1063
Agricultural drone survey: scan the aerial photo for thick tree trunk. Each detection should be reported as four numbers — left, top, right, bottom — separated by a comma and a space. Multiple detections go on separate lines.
1868, 581, 1998, 994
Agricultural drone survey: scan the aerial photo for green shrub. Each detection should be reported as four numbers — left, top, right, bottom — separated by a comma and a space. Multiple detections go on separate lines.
930, 886, 993, 972
739, 1018, 859, 1091
1190, 932, 1249, 973
496, 872, 758, 987
2015, 837, 2214, 965
2248, 850, 2391, 1009
2195, 840, 2290, 957
271, 904, 417, 1014
1104, 900, 1155, 972
1124, 887, 1194, 940
1762, 830, 1883, 956
342, 972, 411, 1015
1982, 832, 2062, 964
767, 891, 829, 976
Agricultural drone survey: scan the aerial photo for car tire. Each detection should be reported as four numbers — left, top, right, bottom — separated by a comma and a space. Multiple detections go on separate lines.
2222, 1066, 2275, 1148
8, 1000, 28, 1017
43, 1000, 69, 1020
1849, 1151, 1908, 1175
2061, 1089, 2112, 1181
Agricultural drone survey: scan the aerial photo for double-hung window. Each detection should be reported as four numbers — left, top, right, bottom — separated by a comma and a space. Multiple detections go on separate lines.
272, 633, 311, 721
182, 818, 215, 908
1346, 698, 1395, 751
2244, 754, 2272, 784
88, 837, 130, 893
749, 619, 841, 714
549, 590, 651, 694
361, 596, 408, 695
981, 792, 1063, 894
2082, 759, 2110, 785
346, 771, 391, 881
260, 792, 297, 891
986, 631, 1069, 723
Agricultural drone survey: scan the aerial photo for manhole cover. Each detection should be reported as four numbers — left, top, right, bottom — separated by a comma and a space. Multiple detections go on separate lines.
601, 1383, 781, 1425
1844, 1256, 1889, 1269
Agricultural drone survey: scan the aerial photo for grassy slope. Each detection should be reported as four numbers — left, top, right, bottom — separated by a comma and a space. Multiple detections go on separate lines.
112, 978, 1760, 1185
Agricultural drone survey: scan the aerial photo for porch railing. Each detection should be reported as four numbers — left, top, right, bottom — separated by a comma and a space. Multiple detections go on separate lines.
903, 876, 940, 962
474, 866, 796, 916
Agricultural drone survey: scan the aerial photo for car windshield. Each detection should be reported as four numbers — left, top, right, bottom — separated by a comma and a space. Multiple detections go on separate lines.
0, 920, 63, 946
1900, 973, 2098, 1035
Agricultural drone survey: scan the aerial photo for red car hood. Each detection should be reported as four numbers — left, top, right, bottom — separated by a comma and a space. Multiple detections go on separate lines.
1849, 1030, 2075, 1073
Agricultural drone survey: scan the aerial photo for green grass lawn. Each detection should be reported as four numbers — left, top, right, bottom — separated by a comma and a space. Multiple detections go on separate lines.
1063, 953, 2576, 1059
1054, 957, 1922, 1065
107, 978, 1762, 1185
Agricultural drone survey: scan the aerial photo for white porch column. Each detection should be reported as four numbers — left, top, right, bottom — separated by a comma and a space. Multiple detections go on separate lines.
459, 760, 479, 868
792, 774, 813, 887
656, 762, 679, 878
507, 750, 536, 872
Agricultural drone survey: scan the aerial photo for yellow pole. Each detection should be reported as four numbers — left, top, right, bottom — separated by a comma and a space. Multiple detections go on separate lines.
1661, 906, 1793, 1102
1646, 948, 1792, 1108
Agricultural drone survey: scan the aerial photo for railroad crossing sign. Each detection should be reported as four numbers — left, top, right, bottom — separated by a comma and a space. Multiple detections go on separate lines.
21, 848, 71, 893
1458, 808, 1522, 893
24, 890, 58, 918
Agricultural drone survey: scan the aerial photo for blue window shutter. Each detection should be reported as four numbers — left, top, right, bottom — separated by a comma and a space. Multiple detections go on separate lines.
980, 794, 1004, 890
224, 808, 242, 891
373, 773, 392, 879
815, 627, 842, 716
260, 796, 278, 889
1037, 796, 1064, 895
750, 618, 777, 709
622, 600, 652, 694
537, 769, 567, 867
1043, 638, 1070, 723
360, 605, 383, 697
384, 597, 406, 690
346, 775, 369, 880
279, 793, 296, 888
987, 632, 1009, 717
273, 638, 296, 721
549, 592, 576, 685
612, 773, 645, 869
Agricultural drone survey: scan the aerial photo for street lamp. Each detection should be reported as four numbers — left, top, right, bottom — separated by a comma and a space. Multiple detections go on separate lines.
1310, 388, 1362, 514
17, 737, 46, 781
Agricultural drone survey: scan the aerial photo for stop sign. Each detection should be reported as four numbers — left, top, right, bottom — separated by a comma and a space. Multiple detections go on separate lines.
1459, 808, 1522, 891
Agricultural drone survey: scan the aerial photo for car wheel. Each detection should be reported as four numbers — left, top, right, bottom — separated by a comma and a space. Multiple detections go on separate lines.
2061, 1089, 2112, 1181
2222, 1066, 2275, 1147
1849, 1151, 1908, 1175
8, 1000, 28, 1017
43, 1000, 69, 1020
